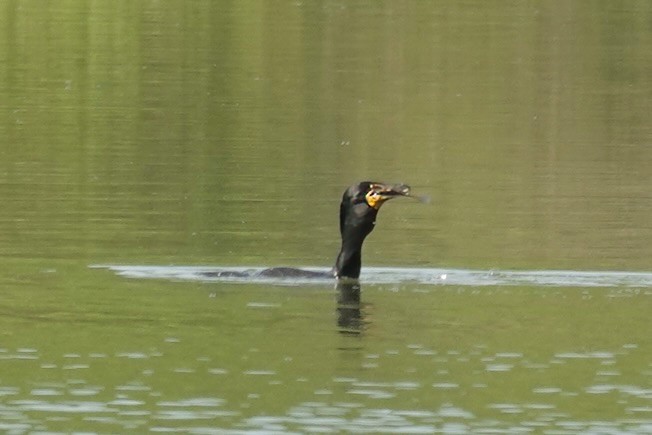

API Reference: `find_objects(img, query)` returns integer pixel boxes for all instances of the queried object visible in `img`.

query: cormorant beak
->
[365,183,411,209]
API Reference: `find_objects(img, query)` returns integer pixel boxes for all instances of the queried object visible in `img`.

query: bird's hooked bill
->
[378,183,431,202]
[379,183,431,204]
[366,183,415,208]
[377,183,411,197]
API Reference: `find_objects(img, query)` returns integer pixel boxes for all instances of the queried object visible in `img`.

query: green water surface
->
[1,1,651,433]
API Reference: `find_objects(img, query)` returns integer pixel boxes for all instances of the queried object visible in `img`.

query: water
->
[1,1,652,433]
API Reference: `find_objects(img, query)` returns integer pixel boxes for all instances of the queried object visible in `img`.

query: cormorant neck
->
[334,191,380,279]
[334,228,370,279]
[334,246,362,279]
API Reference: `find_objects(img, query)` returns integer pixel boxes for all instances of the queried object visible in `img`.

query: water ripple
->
[93,265,652,288]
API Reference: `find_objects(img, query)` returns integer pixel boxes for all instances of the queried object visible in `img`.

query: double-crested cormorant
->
[96,181,424,288]
[200,181,414,281]
[334,181,411,279]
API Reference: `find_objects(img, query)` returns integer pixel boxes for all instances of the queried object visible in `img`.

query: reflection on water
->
[336,281,364,335]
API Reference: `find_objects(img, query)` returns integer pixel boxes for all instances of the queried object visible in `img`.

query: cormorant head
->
[335,181,411,279]
[342,181,411,212]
